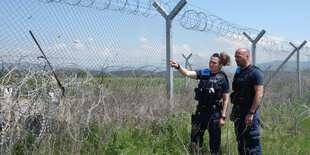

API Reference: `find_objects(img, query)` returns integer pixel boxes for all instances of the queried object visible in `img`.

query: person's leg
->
[245,108,262,155]
[208,111,221,154]
[234,111,246,155]
[190,114,205,152]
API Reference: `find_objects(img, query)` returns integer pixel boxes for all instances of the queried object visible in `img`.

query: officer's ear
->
[245,53,250,60]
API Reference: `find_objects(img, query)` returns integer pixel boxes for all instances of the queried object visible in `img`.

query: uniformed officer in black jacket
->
[171,52,231,154]
[230,48,264,155]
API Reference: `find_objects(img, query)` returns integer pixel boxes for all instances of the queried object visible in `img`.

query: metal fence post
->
[265,41,307,87]
[243,30,266,65]
[290,42,307,97]
[153,0,187,103]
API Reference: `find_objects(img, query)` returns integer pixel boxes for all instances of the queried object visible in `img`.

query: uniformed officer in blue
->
[230,48,264,155]
[170,52,231,154]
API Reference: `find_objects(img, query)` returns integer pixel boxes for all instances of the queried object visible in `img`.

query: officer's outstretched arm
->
[170,60,197,79]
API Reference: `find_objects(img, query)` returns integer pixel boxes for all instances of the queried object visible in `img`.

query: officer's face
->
[234,50,246,66]
[209,57,222,73]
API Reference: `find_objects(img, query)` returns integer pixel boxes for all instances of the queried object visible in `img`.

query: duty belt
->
[197,105,220,112]
[235,104,251,110]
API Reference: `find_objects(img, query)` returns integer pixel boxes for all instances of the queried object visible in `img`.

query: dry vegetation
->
[0,64,309,154]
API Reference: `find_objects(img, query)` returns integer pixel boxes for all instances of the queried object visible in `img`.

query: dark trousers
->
[234,108,262,155]
[191,110,221,154]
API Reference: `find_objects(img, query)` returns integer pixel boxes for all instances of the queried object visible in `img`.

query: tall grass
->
[2,70,310,154]
[11,108,309,154]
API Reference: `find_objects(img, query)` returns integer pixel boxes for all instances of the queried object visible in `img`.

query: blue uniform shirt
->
[237,64,264,86]
[195,69,230,93]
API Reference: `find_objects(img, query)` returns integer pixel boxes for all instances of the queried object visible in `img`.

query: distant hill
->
[257,60,310,71]
[2,60,309,78]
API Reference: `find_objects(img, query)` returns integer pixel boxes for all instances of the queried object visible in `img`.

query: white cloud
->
[173,44,192,56]
[73,40,85,50]
[142,45,151,50]
[43,43,73,56]
[182,44,190,51]
[264,35,287,42]
[195,50,213,58]
[97,47,112,60]
[140,37,152,50]
[139,37,148,43]
[214,35,250,51]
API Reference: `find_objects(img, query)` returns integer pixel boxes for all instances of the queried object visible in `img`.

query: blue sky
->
[189,0,309,42]
[1,0,309,70]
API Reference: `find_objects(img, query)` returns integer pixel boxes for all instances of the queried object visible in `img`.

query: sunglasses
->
[212,53,223,63]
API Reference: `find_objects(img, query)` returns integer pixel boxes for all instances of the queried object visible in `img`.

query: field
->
[1,69,309,154]
[1,0,310,154]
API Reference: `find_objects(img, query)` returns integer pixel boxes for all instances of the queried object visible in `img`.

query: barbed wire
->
[0,63,109,152]
[37,0,310,55]
[38,0,184,17]
[0,61,175,152]
[178,5,310,54]
[1,0,309,153]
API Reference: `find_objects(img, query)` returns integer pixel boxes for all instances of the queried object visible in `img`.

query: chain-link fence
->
[1,0,310,154]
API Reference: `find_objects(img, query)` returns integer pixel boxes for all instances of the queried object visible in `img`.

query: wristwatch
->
[220,116,226,120]
[175,64,180,69]
[248,110,255,115]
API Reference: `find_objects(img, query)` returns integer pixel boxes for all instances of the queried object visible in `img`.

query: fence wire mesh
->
[0,0,310,154]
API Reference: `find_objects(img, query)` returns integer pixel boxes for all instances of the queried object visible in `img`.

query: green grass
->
[80,114,192,155]
[3,76,310,154]
[11,109,309,155]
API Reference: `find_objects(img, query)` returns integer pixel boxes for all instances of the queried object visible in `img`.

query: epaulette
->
[201,69,210,76]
